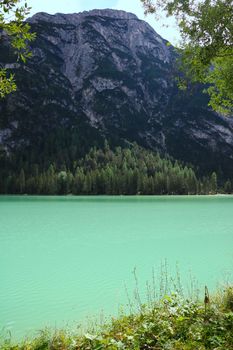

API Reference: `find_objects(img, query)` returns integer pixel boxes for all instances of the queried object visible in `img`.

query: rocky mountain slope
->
[1,9,233,177]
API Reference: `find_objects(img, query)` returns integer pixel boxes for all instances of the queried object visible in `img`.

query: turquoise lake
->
[0,196,233,339]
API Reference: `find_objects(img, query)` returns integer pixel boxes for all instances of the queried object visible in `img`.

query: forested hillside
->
[0,143,227,195]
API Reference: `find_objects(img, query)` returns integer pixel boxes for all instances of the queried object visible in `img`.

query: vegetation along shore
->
[0,143,230,196]
[1,286,233,350]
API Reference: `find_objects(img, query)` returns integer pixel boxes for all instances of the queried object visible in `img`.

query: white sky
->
[26,0,180,45]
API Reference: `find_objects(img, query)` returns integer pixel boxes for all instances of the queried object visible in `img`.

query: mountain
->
[1,9,233,179]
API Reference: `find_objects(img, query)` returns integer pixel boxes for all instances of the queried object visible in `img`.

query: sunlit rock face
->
[0,9,233,176]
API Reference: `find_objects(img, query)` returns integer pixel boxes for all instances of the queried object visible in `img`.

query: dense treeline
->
[0,142,229,195]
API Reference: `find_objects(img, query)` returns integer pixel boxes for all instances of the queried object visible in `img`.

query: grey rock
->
[1,9,233,176]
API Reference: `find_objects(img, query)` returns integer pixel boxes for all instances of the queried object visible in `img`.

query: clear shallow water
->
[0,195,233,339]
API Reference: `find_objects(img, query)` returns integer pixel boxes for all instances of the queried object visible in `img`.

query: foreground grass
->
[1,287,233,350]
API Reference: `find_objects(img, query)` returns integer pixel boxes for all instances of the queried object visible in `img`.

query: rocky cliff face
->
[1,9,233,176]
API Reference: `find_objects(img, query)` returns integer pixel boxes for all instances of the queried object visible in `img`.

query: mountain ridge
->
[1,9,233,181]
[28,9,140,22]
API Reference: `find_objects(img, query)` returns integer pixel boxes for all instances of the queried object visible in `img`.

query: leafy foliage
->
[0,0,35,97]
[1,287,233,349]
[140,0,233,115]
[0,68,16,97]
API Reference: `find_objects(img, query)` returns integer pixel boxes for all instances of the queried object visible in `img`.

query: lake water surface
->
[0,196,232,339]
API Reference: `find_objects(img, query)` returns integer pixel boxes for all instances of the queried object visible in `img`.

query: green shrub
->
[223,287,233,312]
[1,288,233,350]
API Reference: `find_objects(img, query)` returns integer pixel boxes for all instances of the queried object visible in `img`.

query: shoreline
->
[1,193,233,197]
[2,287,233,349]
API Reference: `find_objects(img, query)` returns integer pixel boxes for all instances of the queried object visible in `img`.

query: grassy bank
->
[1,287,233,350]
